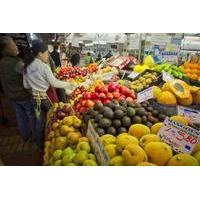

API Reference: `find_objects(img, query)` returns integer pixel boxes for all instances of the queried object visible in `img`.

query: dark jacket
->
[0,55,31,101]
[50,50,61,67]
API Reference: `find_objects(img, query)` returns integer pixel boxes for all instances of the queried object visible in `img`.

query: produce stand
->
[43,56,200,166]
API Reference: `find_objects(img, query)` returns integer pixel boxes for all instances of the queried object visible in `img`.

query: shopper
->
[84,52,93,66]
[0,36,36,141]
[96,53,102,62]
[70,52,80,66]
[50,44,61,68]
[23,40,77,151]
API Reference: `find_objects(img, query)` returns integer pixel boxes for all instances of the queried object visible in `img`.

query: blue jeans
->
[12,100,36,141]
[33,99,51,151]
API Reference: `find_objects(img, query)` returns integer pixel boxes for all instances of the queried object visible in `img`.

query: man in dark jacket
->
[50,44,61,67]
[0,36,35,141]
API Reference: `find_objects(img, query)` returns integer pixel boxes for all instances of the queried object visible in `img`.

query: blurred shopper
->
[70,52,80,66]
[96,53,102,62]
[84,52,94,66]
[105,50,113,59]
[0,36,36,141]
[24,40,77,151]
[50,44,61,68]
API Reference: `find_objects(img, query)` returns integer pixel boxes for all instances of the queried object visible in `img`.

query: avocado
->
[158,114,166,121]
[103,106,114,119]
[94,101,104,111]
[96,128,105,136]
[114,110,124,119]
[142,116,147,123]
[134,103,142,108]
[127,107,136,117]
[148,116,159,124]
[135,108,146,116]
[145,122,153,128]
[87,108,95,115]
[119,99,127,107]
[115,106,127,113]
[132,116,142,124]
[107,127,117,136]
[152,110,159,117]
[122,116,132,128]
[95,114,103,122]
[127,101,136,108]
[117,127,127,134]
[111,99,119,105]
[112,119,122,128]
[105,102,116,110]
[146,106,153,112]
[99,118,112,128]
[141,102,148,108]
[83,114,91,123]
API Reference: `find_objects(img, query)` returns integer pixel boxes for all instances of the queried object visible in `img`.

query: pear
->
[73,150,88,165]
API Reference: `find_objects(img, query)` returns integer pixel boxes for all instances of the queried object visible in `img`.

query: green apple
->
[73,150,88,165]
[83,159,97,166]
[53,150,63,161]
[76,141,91,153]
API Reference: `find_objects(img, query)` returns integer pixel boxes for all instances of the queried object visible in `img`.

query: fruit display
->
[143,55,156,69]
[154,79,200,107]
[182,61,200,81]
[83,100,167,136]
[155,63,185,79]
[44,114,99,166]
[56,66,88,80]
[74,83,136,116]
[130,70,160,92]
[87,63,99,73]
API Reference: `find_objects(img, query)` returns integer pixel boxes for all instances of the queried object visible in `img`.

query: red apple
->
[85,100,95,108]
[93,99,102,104]
[79,107,88,114]
[112,92,121,99]
[119,95,126,100]
[129,93,136,99]
[81,99,87,106]
[100,86,108,94]
[107,93,113,100]
[83,92,91,100]
[107,82,118,92]
[90,92,99,100]
[103,99,110,104]
[126,97,134,102]
[95,85,102,93]
[99,93,106,100]
[75,102,81,110]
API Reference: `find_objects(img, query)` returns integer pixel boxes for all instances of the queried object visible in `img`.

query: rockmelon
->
[157,91,177,106]
[177,93,193,106]
[192,90,200,105]
[169,79,190,99]
[170,115,189,126]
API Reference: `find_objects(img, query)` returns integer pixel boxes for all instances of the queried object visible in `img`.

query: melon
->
[170,115,189,126]
[177,93,193,106]
[157,91,177,106]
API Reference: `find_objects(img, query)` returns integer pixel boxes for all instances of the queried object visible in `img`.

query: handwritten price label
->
[158,117,200,154]
[162,71,174,82]
[87,121,110,165]
[137,86,154,103]
[177,106,200,124]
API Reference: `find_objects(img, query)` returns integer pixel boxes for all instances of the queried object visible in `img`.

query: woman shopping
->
[24,40,77,151]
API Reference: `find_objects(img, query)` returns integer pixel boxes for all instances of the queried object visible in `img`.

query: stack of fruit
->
[73,83,136,115]
[155,63,185,79]
[69,86,87,101]
[99,115,200,166]
[87,63,99,73]
[56,66,88,80]
[130,71,160,92]
[44,115,98,166]
[182,61,200,81]
[83,100,166,136]
[153,80,200,107]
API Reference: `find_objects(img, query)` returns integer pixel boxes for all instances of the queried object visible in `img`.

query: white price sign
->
[86,121,110,166]
[137,86,154,103]
[128,72,140,79]
[162,71,174,82]
[158,117,200,154]
[177,106,200,124]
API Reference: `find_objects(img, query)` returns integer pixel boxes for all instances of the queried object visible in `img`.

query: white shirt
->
[23,58,76,95]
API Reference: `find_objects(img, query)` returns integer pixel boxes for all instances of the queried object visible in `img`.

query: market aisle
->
[0,124,41,166]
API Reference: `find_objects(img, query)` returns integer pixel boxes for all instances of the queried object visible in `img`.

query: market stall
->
[43,54,200,166]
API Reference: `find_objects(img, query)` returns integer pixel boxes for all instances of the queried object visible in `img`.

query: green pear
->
[54,159,62,166]
[53,150,63,161]
[83,159,97,166]
[48,157,54,166]
[62,152,76,165]
[109,156,124,166]
[76,141,91,153]
[73,150,88,165]
[55,137,67,150]
[62,147,74,158]
[88,153,96,161]
[65,163,77,166]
